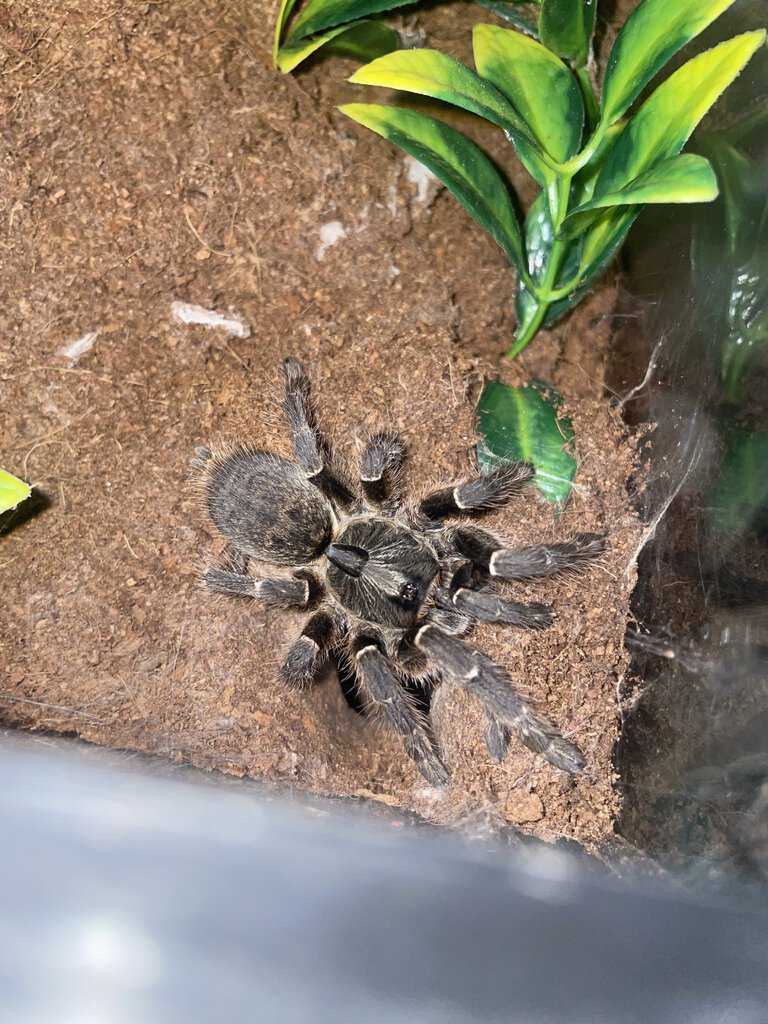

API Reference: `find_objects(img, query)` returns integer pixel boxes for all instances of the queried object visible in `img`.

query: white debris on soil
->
[405,156,443,206]
[170,301,251,339]
[386,184,399,218]
[354,204,370,234]
[315,220,347,260]
[413,784,447,803]
[56,330,99,363]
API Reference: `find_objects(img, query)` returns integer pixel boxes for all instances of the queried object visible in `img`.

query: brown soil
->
[0,0,644,845]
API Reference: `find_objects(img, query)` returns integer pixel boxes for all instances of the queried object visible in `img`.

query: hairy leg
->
[203,566,317,608]
[282,609,339,689]
[282,356,354,506]
[438,559,551,630]
[454,526,604,580]
[483,714,511,762]
[415,624,584,773]
[452,587,552,629]
[359,432,406,512]
[420,462,533,520]
[353,636,449,786]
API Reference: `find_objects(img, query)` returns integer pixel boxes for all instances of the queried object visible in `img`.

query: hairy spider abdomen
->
[326,517,439,629]
[205,446,333,565]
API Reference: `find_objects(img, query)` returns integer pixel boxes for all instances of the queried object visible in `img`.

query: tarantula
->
[194,357,604,786]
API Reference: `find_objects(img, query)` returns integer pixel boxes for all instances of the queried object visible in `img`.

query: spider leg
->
[483,714,511,762]
[454,526,605,580]
[452,587,552,629]
[203,566,318,608]
[353,636,449,786]
[415,624,585,773]
[282,609,339,689]
[420,462,532,520]
[282,356,355,506]
[359,431,406,512]
[440,559,551,630]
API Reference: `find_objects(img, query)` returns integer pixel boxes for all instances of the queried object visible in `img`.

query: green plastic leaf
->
[694,129,768,400]
[0,469,31,515]
[340,103,525,269]
[597,33,766,197]
[350,49,530,137]
[327,19,400,62]
[578,32,765,282]
[512,193,583,352]
[721,253,768,401]
[538,0,596,66]
[601,0,743,125]
[289,0,412,42]
[572,211,637,298]
[571,120,626,206]
[274,0,300,63]
[512,193,628,354]
[559,154,719,239]
[522,192,581,287]
[349,49,547,180]
[277,19,399,72]
[473,23,584,163]
[709,429,768,535]
[476,379,576,505]
[697,132,762,253]
[474,0,539,36]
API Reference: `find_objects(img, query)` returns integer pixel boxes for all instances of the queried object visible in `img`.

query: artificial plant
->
[691,111,768,535]
[341,0,764,355]
[0,469,31,517]
[276,0,765,503]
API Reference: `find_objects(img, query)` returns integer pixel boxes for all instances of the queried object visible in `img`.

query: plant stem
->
[509,95,611,355]
[509,173,574,357]
[558,119,607,177]
[545,273,585,303]
[509,236,568,357]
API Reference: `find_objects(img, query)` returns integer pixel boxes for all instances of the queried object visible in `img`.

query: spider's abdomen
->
[205,446,333,565]
[326,517,439,629]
